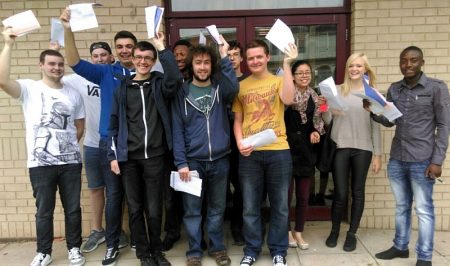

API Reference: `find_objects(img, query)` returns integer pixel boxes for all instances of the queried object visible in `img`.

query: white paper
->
[353,93,403,122]
[145,6,164,39]
[318,76,348,111]
[170,170,202,197]
[241,129,277,148]
[2,10,41,37]
[50,18,64,47]
[265,19,295,54]
[275,67,284,76]
[69,3,99,32]
[205,25,223,45]
[199,31,206,45]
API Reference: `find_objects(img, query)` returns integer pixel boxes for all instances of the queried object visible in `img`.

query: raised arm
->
[60,7,80,66]
[0,27,21,98]
[279,43,298,105]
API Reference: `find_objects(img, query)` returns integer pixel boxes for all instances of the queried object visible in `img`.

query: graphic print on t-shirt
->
[31,92,81,165]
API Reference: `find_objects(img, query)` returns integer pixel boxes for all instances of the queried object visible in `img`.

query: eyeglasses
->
[133,55,155,62]
[294,72,312,77]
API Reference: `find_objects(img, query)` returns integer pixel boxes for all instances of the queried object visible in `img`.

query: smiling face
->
[174,44,190,71]
[40,55,65,82]
[246,47,270,76]
[400,49,424,80]
[132,48,155,77]
[293,63,312,89]
[91,48,114,65]
[347,57,366,81]
[192,53,212,83]
[115,38,135,67]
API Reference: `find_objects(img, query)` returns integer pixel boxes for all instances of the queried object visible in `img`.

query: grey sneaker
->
[118,230,129,249]
[30,252,52,266]
[82,229,105,253]
[68,247,85,266]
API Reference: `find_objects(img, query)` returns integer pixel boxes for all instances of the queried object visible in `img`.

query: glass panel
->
[254,24,337,89]
[179,27,237,47]
[171,0,343,12]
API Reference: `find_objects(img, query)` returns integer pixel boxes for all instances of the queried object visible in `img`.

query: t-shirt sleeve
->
[231,95,242,113]
[16,79,34,102]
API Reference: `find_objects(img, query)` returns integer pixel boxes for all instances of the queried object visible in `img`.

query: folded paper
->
[145,6,164,38]
[69,3,99,32]
[265,19,295,54]
[2,10,41,37]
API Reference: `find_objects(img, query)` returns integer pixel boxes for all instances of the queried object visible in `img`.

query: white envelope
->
[145,6,164,38]
[69,3,99,32]
[205,25,223,45]
[2,10,41,37]
[170,170,202,197]
[50,18,64,47]
[241,129,277,148]
[265,19,295,54]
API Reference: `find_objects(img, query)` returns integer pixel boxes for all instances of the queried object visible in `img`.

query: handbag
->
[316,120,336,173]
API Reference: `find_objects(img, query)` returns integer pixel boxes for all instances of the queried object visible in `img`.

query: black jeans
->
[331,148,372,234]
[121,155,165,259]
[162,154,182,239]
[29,164,82,254]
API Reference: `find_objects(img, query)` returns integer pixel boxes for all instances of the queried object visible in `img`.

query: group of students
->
[0,5,449,266]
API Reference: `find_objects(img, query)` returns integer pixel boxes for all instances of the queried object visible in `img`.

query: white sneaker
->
[68,247,86,266]
[30,253,52,266]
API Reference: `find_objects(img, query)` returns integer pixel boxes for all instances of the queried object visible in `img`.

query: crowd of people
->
[0,5,449,266]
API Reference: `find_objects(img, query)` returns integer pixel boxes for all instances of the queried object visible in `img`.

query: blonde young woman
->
[324,53,382,251]
[285,60,326,250]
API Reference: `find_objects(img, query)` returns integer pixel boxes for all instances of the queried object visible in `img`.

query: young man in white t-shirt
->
[0,27,86,266]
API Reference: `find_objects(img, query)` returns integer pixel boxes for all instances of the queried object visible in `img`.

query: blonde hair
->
[340,52,377,96]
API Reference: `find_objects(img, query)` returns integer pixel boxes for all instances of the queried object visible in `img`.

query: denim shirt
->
[372,73,450,165]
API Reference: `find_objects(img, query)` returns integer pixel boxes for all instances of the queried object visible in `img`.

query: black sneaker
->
[375,246,409,260]
[416,260,432,266]
[325,231,339,248]
[272,255,286,266]
[239,255,255,266]
[141,257,157,266]
[343,232,357,252]
[153,252,171,266]
[102,247,119,266]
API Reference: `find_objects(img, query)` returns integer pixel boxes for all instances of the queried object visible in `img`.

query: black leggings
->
[331,148,372,234]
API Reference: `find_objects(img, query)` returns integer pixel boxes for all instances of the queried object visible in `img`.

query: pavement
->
[1,221,449,266]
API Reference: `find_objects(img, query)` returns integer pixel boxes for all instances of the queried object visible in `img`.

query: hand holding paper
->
[318,76,348,111]
[241,129,277,148]
[145,6,164,39]
[206,25,223,45]
[265,19,295,54]
[170,170,202,197]
[2,10,41,37]
[69,3,99,32]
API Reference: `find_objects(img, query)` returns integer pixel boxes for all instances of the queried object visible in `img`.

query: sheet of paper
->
[199,31,206,45]
[318,76,348,111]
[145,6,164,38]
[205,25,223,45]
[275,67,284,76]
[265,19,295,54]
[363,77,386,107]
[50,18,64,47]
[352,92,402,122]
[170,171,202,197]
[2,10,41,37]
[69,3,99,32]
[241,129,277,148]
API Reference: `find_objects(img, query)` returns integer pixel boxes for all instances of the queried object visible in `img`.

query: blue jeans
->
[182,156,229,258]
[388,158,435,261]
[29,164,82,254]
[239,150,292,258]
[99,138,124,248]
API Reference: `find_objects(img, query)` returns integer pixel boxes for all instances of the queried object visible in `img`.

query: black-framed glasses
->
[133,55,155,62]
[294,71,312,77]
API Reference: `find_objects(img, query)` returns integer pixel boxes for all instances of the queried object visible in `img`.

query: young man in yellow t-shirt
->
[232,40,298,266]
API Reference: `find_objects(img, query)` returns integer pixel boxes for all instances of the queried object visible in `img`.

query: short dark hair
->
[186,45,219,77]
[228,40,243,57]
[291,60,312,75]
[172,39,192,51]
[246,40,269,56]
[132,41,158,61]
[400,45,423,58]
[114,31,137,45]
[89,42,112,55]
[39,49,64,64]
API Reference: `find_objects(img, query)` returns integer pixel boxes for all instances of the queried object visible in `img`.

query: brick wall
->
[1,0,450,239]
[353,0,450,231]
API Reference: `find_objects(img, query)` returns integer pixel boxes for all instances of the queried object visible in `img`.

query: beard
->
[193,72,211,83]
